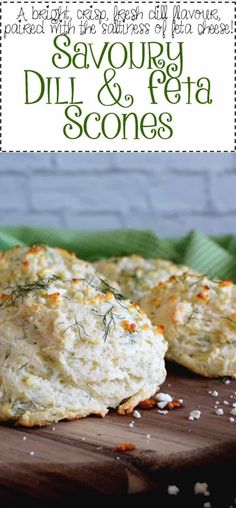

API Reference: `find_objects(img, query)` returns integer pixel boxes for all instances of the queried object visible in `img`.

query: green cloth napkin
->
[0,226,236,281]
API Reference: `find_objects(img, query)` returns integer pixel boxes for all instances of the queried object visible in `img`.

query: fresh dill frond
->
[185,308,200,325]
[16,362,29,371]
[63,315,88,339]
[98,277,126,301]
[220,316,236,325]
[128,336,136,344]
[102,306,116,342]
[92,305,118,342]
[1,275,58,307]
[4,346,11,360]
[79,275,127,308]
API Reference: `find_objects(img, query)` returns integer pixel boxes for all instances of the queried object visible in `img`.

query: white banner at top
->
[1,1,235,152]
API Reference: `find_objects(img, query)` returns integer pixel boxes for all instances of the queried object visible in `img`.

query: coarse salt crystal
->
[194,482,209,495]
[224,379,230,385]
[30,451,35,456]
[203,503,211,508]
[232,402,236,408]
[167,485,179,496]
[129,422,134,428]
[178,399,183,404]
[230,408,236,416]
[133,410,141,419]
[146,434,150,439]
[22,436,27,441]
[229,417,235,423]
[189,410,201,420]
[223,400,229,406]
[157,409,168,415]
[211,390,218,397]
[116,456,120,460]
[215,408,224,416]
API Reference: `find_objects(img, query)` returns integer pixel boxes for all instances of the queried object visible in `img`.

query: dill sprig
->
[98,277,126,301]
[17,362,29,371]
[4,346,11,360]
[92,306,116,342]
[79,275,127,308]
[92,305,122,342]
[63,315,88,339]
[102,306,116,342]
[185,308,200,325]
[220,316,236,325]
[1,275,58,307]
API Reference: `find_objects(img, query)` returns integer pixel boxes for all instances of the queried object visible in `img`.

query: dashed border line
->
[234,0,236,150]
[1,150,235,153]
[0,0,235,153]
[2,1,236,3]
[0,1,2,153]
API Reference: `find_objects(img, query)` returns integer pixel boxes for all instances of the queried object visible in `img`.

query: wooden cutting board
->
[0,364,236,506]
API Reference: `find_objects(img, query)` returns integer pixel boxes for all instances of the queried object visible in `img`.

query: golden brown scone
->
[94,255,190,302]
[141,273,236,378]
[0,273,167,426]
[0,245,96,288]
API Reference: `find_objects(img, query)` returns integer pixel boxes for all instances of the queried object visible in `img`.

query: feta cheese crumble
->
[194,482,209,495]
[189,410,201,420]
[155,392,172,403]
[167,485,179,496]
[215,408,224,416]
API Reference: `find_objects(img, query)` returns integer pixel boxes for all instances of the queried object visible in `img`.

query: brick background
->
[0,153,235,236]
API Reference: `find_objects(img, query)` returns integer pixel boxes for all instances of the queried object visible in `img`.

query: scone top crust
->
[94,255,190,301]
[0,273,167,426]
[140,273,236,377]
[0,245,95,288]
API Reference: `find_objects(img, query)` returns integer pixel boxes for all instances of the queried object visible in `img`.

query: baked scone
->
[140,273,236,377]
[0,245,96,288]
[94,255,190,302]
[0,275,167,426]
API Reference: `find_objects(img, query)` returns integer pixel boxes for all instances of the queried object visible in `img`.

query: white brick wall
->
[0,153,235,236]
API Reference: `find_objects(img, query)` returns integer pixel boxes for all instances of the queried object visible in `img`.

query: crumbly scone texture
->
[0,274,167,426]
[140,273,236,378]
[0,245,96,288]
[94,255,191,302]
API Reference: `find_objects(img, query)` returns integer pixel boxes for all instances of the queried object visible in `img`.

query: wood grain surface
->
[0,364,236,507]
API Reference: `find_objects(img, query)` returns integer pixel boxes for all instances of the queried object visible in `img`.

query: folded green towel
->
[0,226,236,281]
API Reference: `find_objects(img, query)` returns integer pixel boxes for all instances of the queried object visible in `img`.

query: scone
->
[94,255,190,301]
[141,273,236,377]
[0,245,96,288]
[0,274,167,426]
